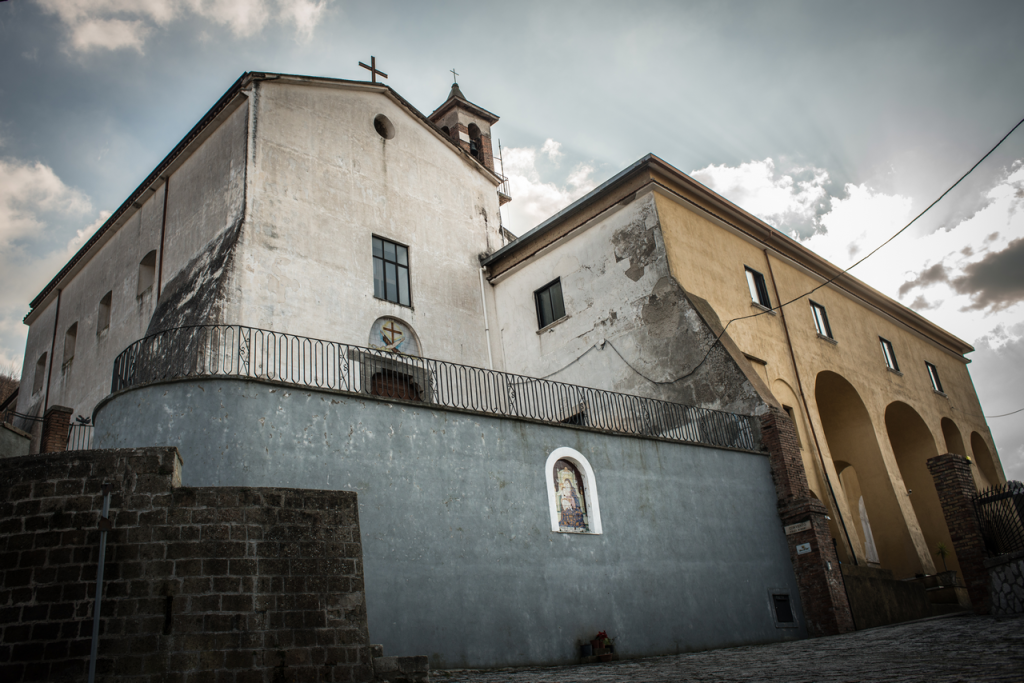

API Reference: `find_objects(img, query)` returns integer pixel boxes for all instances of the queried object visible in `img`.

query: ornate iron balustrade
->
[976,481,1024,557]
[111,324,762,452]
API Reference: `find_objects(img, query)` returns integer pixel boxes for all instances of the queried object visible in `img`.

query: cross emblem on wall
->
[382,321,404,347]
[359,56,388,84]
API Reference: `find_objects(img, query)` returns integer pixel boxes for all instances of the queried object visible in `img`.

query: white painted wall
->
[489,191,764,414]
[17,102,249,426]
[229,81,502,366]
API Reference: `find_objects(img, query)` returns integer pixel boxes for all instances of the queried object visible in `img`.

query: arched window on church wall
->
[138,250,157,296]
[545,447,602,534]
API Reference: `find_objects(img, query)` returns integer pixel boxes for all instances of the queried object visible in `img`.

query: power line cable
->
[539,113,1024,386]
[985,407,1024,419]
[635,112,1024,385]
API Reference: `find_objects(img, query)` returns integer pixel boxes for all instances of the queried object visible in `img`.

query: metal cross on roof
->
[450,68,459,84]
[359,56,388,84]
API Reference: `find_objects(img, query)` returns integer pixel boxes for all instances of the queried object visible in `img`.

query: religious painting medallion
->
[553,459,589,532]
[368,317,420,356]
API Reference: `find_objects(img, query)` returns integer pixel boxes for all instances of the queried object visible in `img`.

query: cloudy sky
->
[1,0,1022,477]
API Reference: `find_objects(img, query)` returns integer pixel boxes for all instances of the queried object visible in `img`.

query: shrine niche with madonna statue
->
[545,447,603,534]
[352,317,429,402]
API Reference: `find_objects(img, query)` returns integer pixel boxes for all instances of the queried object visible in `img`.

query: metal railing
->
[976,481,1024,557]
[67,423,94,451]
[111,324,762,452]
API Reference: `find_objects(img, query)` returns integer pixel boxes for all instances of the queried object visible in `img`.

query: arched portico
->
[886,402,959,577]
[772,378,853,563]
[815,371,924,577]
[971,432,1001,489]
[941,418,966,456]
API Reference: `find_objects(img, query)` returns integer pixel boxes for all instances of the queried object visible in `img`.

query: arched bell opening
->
[815,371,923,577]
[468,123,482,159]
[886,402,958,578]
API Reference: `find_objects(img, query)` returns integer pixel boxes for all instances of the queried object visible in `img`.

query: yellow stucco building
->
[485,154,1004,582]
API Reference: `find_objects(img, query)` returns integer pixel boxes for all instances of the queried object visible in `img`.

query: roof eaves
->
[28,71,253,314]
[482,154,654,266]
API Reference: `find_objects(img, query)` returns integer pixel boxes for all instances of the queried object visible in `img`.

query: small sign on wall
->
[796,542,812,555]
[784,521,812,536]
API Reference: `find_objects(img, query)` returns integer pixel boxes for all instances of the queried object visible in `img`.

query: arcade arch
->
[815,371,923,577]
[971,432,1000,490]
[885,402,958,577]
[941,418,966,456]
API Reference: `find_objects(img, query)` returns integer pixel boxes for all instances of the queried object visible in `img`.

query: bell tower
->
[429,81,500,174]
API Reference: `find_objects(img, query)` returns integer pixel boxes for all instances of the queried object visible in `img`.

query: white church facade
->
[12,71,1007,668]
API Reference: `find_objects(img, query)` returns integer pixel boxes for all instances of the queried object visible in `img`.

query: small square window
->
[535,278,566,329]
[372,236,411,307]
[745,267,771,308]
[880,337,899,372]
[810,301,833,339]
[926,362,944,394]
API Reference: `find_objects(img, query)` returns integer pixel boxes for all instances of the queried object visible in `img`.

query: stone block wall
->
[986,552,1024,616]
[0,448,372,682]
[927,453,990,613]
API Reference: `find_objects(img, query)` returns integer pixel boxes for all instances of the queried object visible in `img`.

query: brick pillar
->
[926,453,990,613]
[761,406,854,636]
[40,405,73,453]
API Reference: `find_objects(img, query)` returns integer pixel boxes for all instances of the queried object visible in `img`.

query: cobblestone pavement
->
[436,614,1024,682]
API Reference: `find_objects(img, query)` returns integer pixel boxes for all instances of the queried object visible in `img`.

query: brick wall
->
[0,448,372,682]
[761,406,854,636]
[927,453,990,613]
[39,406,72,455]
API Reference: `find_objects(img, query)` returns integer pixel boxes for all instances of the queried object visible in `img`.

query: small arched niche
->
[545,447,602,534]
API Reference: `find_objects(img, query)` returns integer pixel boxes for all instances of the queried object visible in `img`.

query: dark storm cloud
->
[952,237,1024,311]
[898,262,950,298]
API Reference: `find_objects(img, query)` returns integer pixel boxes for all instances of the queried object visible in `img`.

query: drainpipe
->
[157,176,170,301]
[764,249,858,565]
[43,289,62,412]
[88,482,113,683]
[479,267,494,369]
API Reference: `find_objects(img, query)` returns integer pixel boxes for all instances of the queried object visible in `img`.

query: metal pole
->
[88,483,112,683]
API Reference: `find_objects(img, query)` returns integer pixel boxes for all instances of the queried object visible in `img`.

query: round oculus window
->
[374,114,395,140]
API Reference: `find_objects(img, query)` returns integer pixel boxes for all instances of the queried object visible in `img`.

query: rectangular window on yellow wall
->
[926,362,944,394]
[745,267,771,308]
[880,337,899,372]
[810,301,833,339]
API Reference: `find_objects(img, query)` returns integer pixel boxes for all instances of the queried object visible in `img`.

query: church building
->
[11,70,1007,669]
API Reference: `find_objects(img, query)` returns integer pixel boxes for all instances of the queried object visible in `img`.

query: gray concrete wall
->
[0,422,30,458]
[95,377,806,669]
[489,191,765,416]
